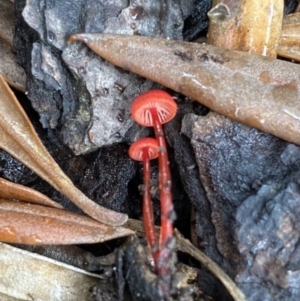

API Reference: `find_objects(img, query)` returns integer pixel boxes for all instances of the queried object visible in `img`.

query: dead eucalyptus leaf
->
[0,74,128,226]
[0,0,14,47]
[0,40,26,92]
[0,199,133,244]
[0,242,107,301]
[0,177,63,209]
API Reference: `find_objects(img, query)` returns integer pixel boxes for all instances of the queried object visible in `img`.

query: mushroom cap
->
[131,90,177,127]
[128,137,159,161]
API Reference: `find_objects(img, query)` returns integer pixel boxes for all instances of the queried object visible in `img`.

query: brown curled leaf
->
[0,177,63,209]
[0,199,133,245]
[0,243,104,301]
[67,34,300,146]
[0,74,127,226]
[280,22,300,47]
[175,230,246,301]
[277,14,300,61]
[277,43,300,62]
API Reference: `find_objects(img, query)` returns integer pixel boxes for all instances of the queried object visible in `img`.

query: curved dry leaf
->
[0,0,14,47]
[0,242,106,301]
[277,44,300,61]
[0,177,63,209]
[278,20,300,61]
[283,12,300,25]
[0,200,133,244]
[280,22,300,47]
[0,75,127,226]
[68,34,300,146]
[0,40,26,92]
[0,199,111,228]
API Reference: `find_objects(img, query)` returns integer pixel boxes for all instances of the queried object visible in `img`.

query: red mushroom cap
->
[131,90,177,127]
[128,137,159,161]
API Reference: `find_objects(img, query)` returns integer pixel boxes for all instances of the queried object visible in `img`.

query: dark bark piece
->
[189,112,290,272]
[187,112,300,300]
[236,180,300,300]
[284,0,299,14]
[165,101,217,257]
[90,286,118,301]
[14,0,193,154]
[15,244,105,271]
[80,143,136,213]
[0,149,36,185]
[123,237,207,301]
[183,0,212,41]
[124,238,169,301]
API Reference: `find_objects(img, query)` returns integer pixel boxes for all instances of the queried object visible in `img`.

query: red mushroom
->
[131,90,177,274]
[129,137,159,256]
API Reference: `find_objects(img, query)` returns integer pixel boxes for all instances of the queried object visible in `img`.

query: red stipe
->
[131,90,177,275]
[128,138,159,254]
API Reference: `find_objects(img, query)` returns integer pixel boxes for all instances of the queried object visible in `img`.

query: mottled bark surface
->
[14,0,194,154]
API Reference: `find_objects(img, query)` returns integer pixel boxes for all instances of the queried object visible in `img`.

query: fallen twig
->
[175,229,246,301]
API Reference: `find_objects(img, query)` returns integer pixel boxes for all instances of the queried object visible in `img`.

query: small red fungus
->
[131,90,177,127]
[131,90,177,275]
[129,137,159,256]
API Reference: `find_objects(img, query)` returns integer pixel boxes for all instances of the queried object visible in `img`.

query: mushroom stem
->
[128,137,160,266]
[150,108,174,275]
[142,147,158,253]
